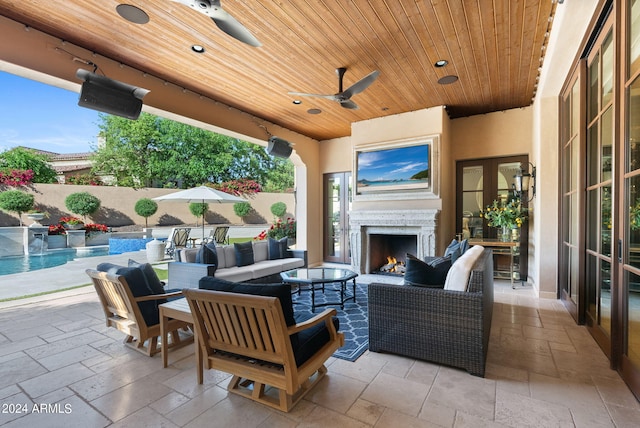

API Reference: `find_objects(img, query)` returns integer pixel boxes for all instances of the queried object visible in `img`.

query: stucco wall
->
[450,107,532,160]
[0,184,295,229]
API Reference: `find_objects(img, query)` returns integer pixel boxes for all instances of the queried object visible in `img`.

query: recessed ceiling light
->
[292,100,302,105]
[191,45,205,53]
[438,75,458,85]
[307,108,322,115]
[434,60,448,67]
[116,4,149,24]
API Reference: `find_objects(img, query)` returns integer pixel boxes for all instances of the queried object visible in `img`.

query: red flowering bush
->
[255,217,296,240]
[59,216,84,226]
[84,223,109,237]
[84,223,108,233]
[66,174,104,186]
[0,169,34,186]
[210,179,261,196]
[48,224,66,235]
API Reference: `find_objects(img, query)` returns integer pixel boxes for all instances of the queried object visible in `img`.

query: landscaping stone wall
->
[0,184,295,228]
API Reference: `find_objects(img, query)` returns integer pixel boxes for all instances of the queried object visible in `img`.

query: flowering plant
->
[59,216,84,226]
[255,217,296,240]
[481,199,528,229]
[48,224,66,235]
[0,169,34,186]
[84,223,109,237]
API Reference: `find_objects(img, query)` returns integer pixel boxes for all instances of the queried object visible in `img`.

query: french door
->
[456,156,529,280]
[558,0,640,398]
[324,172,352,263]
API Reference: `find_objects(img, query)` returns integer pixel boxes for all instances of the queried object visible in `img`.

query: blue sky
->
[0,71,100,154]
[357,145,429,182]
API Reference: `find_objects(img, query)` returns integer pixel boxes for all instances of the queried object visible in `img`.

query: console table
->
[469,239,522,289]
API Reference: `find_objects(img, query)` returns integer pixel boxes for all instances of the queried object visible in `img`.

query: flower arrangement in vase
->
[481,199,528,240]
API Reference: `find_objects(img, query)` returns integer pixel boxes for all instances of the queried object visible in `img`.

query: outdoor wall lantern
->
[513,162,536,202]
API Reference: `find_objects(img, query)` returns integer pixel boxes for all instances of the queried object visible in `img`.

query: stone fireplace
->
[349,209,439,274]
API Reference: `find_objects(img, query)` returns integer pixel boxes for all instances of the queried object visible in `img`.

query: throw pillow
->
[198,277,295,327]
[195,243,218,269]
[128,259,165,295]
[234,241,254,267]
[403,254,447,287]
[444,239,462,263]
[459,239,469,255]
[96,262,160,325]
[268,237,288,260]
[444,245,484,291]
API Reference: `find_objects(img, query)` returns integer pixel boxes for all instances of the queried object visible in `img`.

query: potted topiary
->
[0,190,34,226]
[65,192,101,223]
[233,201,252,224]
[134,198,158,228]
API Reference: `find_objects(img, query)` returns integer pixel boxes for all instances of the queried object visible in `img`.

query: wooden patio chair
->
[86,269,193,356]
[165,227,191,257]
[183,288,344,412]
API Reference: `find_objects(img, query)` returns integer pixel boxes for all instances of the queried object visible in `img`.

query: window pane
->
[630,0,640,76]
[602,32,614,106]
[462,166,483,190]
[601,185,612,257]
[628,175,640,269]
[629,76,640,173]
[627,270,640,367]
[589,53,600,121]
[587,123,599,187]
[587,189,597,251]
[600,259,611,337]
[571,80,580,137]
[602,106,613,182]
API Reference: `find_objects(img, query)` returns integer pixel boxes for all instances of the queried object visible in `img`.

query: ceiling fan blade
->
[210,12,261,47]
[171,0,261,47]
[340,99,359,110]
[341,70,380,99]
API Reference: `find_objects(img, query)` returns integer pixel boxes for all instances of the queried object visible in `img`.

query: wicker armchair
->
[368,248,493,377]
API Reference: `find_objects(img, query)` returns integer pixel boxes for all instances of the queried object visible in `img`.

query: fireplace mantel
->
[349,209,439,274]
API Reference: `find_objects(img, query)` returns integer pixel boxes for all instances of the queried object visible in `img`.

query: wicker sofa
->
[368,246,494,377]
[167,240,306,289]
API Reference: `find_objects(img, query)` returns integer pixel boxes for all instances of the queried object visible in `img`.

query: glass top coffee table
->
[280,267,358,312]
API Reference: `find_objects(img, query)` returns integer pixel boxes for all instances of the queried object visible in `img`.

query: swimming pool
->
[0,247,110,276]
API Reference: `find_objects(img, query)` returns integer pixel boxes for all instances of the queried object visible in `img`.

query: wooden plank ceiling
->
[0,0,556,141]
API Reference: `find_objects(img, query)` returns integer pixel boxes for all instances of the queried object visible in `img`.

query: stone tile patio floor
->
[1,254,640,427]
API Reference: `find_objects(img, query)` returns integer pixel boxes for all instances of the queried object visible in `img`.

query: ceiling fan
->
[288,68,380,110]
[171,0,261,47]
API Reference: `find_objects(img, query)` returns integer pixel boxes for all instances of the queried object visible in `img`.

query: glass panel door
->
[324,172,352,263]
[584,27,614,352]
[560,66,583,317]
[456,156,528,280]
[621,0,640,397]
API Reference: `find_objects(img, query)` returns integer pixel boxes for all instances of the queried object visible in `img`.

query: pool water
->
[0,247,110,276]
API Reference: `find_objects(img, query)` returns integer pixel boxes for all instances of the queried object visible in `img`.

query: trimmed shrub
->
[65,192,101,221]
[233,201,252,222]
[270,201,287,218]
[134,198,158,228]
[0,190,34,226]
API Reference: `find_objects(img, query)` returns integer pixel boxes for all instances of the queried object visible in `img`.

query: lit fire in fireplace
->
[379,256,405,275]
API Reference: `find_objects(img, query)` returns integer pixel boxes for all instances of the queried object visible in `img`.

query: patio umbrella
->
[153,186,246,240]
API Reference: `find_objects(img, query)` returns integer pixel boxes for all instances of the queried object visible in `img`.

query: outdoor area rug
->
[292,282,368,362]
